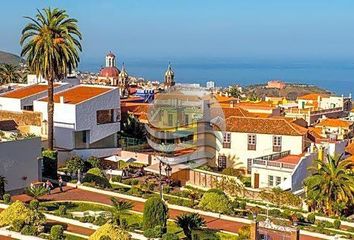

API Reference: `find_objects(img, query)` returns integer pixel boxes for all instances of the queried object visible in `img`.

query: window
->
[248,134,257,150]
[97,109,114,124]
[185,114,189,125]
[218,155,227,169]
[276,176,281,186]
[223,132,231,148]
[82,131,87,143]
[268,175,274,186]
[247,158,252,174]
[168,113,173,126]
[273,135,282,152]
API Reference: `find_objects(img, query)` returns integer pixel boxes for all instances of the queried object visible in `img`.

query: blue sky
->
[1,0,354,63]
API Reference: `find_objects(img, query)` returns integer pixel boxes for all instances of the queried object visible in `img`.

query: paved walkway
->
[13,186,321,240]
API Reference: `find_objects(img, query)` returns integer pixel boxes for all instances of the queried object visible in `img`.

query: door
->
[254,173,259,188]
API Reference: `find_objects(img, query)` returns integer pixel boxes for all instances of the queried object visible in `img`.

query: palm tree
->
[176,213,205,240]
[0,64,21,84]
[25,185,48,200]
[110,197,133,227]
[0,176,7,199]
[304,155,354,216]
[20,8,82,150]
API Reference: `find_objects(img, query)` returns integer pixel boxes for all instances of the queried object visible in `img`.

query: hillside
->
[244,83,331,100]
[0,50,23,65]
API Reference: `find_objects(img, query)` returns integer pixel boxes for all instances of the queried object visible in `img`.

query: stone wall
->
[0,110,42,126]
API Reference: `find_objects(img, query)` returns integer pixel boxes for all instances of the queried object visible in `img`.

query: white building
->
[0,83,72,112]
[0,136,42,193]
[216,116,308,173]
[206,81,215,89]
[33,85,121,161]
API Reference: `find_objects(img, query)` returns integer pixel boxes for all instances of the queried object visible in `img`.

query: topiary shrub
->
[21,225,37,236]
[42,150,58,179]
[307,213,316,224]
[333,219,341,229]
[83,168,111,188]
[50,225,65,240]
[65,155,84,175]
[3,193,11,204]
[143,196,168,233]
[162,233,179,240]
[89,223,130,240]
[29,200,39,210]
[198,190,231,214]
[143,225,164,238]
[58,205,67,216]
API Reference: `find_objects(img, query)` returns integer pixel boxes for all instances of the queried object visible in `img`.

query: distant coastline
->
[79,59,354,95]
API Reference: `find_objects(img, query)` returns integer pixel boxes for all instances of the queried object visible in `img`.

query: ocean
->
[78,59,354,95]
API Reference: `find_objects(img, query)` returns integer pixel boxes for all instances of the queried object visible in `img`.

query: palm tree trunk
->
[48,78,54,150]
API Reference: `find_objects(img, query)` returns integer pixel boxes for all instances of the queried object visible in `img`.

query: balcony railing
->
[252,159,296,170]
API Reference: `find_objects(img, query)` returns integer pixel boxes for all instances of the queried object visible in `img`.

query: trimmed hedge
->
[83,168,111,188]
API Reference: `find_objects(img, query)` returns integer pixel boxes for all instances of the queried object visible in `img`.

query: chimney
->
[60,96,64,104]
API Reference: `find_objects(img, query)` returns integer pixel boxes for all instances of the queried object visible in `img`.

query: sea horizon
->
[78,58,354,96]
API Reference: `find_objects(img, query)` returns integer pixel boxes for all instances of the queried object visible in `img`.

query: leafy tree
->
[142,197,168,233]
[87,156,102,169]
[110,197,133,227]
[25,185,48,200]
[66,155,85,174]
[0,175,7,199]
[176,213,205,240]
[89,223,130,240]
[21,8,82,150]
[304,155,354,216]
[228,86,242,99]
[198,189,231,214]
[0,64,21,84]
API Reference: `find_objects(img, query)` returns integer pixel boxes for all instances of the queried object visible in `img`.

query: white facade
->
[0,137,41,192]
[33,85,121,159]
[0,83,72,112]
[216,131,305,171]
[251,152,317,192]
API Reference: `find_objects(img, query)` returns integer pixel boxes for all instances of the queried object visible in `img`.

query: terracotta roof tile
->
[0,84,59,99]
[315,118,353,128]
[40,86,115,104]
[298,93,329,101]
[225,116,308,136]
[346,142,354,155]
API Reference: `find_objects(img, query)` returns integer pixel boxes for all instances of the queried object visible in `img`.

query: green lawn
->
[65,233,87,240]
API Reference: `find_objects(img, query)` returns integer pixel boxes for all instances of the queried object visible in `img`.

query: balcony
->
[248,144,256,151]
[273,145,282,152]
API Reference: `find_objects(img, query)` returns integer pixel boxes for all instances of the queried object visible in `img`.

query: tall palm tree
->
[20,8,82,150]
[110,197,133,227]
[176,213,205,240]
[0,64,21,84]
[304,155,354,216]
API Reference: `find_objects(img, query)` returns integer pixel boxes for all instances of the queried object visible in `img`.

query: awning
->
[144,159,207,176]
[104,155,136,163]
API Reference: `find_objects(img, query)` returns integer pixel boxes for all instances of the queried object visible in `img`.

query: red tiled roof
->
[225,116,308,136]
[0,84,59,99]
[274,155,302,164]
[297,93,328,101]
[40,86,114,104]
[315,118,353,128]
[346,142,354,155]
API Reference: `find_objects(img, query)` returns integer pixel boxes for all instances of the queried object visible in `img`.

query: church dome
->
[99,66,120,78]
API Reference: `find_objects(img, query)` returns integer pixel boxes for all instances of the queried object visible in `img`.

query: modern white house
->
[216,116,308,174]
[0,83,72,112]
[33,85,121,161]
[0,136,42,193]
